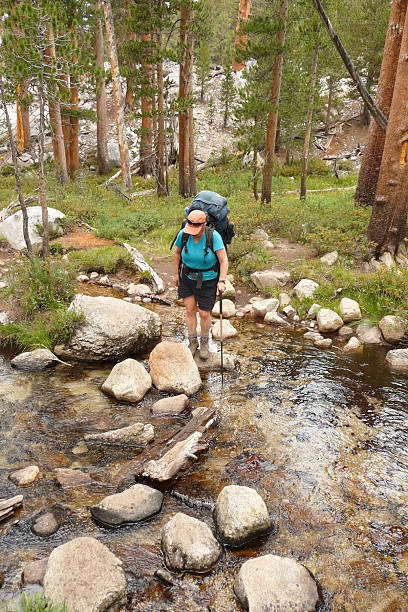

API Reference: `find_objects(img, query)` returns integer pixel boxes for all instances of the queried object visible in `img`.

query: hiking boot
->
[199,335,209,360]
[188,335,199,356]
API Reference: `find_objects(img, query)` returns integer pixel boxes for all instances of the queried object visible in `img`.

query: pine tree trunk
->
[44,27,69,184]
[70,77,79,177]
[102,0,132,190]
[325,76,333,134]
[253,145,258,200]
[16,81,30,152]
[139,32,154,177]
[232,0,252,73]
[178,1,189,197]
[367,5,408,256]
[355,0,407,207]
[261,0,288,204]
[95,1,110,175]
[38,76,49,258]
[156,33,167,197]
[0,77,32,253]
[187,6,196,196]
[300,37,319,200]
[60,74,72,178]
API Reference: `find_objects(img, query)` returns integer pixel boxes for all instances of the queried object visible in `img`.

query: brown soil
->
[270,237,315,262]
[51,227,115,250]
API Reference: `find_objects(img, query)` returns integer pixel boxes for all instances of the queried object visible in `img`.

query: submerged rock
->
[150,394,189,415]
[84,422,154,447]
[339,297,362,323]
[161,512,221,573]
[55,294,161,362]
[379,315,405,344]
[11,349,58,371]
[314,338,332,349]
[31,512,60,538]
[386,348,408,370]
[212,319,238,340]
[234,554,319,612]
[148,341,201,396]
[101,358,152,403]
[317,309,343,333]
[293,279,319,300]
[54,468,92,488]
[22,559,47,586]
[91,484,163,527]
[9,465,40,486]
[214,485,273,547]
[43,536,126,612]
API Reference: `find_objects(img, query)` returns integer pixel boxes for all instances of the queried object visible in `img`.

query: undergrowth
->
[68,245,133,274]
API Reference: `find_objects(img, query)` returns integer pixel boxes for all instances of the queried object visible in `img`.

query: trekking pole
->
[219,289,224,388]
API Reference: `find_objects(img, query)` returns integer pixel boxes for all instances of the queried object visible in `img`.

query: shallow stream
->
[1,302,408,611]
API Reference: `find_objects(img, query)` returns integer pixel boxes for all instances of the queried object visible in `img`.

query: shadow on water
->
[1,306,408,610]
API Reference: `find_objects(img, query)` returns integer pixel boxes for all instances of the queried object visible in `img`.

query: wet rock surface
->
[54,468,93,488]
[9,465,40,486]
[212,319,238,340]
[101,358,152,403]
[43,536,127,612]
[31,512,60,537]
[356,323,383,345]
[386,348,408,370]
[161,512,221,573]
[317,308,343,332]
[212,299,236,318]
[11,349,58,371]
[91,484,163,526]
[148,341,201,396]
[21,559,48,585]
[150,394,189,415]
[84,422,154,447]
[214,485,273,546]
[234,554,319,612]
[379,315,405,344]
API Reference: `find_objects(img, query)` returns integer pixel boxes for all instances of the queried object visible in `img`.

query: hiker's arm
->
[174,246,181,287]
[216,248,228,293]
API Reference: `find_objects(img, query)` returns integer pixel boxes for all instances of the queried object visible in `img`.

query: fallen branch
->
[122,243,165,294]
[105,182,132,201]
[0,194,38,222]
[277,185,356,195]
[0,494,23,522]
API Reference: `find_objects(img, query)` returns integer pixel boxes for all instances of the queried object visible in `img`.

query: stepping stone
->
[91,484,163,527]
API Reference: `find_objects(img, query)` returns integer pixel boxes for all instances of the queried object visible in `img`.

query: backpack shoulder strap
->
[181,232,189,253]
[204,226,214,257]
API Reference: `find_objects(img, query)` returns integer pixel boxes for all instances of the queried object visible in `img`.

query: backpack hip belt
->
[180,262,219,289]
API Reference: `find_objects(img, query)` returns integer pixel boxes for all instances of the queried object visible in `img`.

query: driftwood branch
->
[122,242,165,294]
[312,0,387,132]
[0,195,38,222]
[0,495,23,522]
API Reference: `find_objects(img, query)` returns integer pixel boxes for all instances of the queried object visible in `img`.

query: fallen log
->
[122,243,165,294]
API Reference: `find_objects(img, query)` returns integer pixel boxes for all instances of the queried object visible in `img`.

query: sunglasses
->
[187,219,205,227]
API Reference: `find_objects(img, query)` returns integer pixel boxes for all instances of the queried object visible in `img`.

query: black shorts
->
[178,274,218,311]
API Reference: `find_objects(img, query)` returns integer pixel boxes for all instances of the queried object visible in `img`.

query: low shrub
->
[68,245,133,274]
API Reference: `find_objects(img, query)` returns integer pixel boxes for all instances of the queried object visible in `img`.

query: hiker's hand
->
[174,274,179,287]
[217,280,226,293]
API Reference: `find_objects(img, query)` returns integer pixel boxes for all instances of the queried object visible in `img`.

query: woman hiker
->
[174,209,228,360]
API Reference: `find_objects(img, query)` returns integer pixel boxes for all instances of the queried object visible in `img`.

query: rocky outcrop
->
[214,485,273,547]
[161,512,221,573]
[91,484,163,527]
[212,319,238,340]
[251,298,279,317]
[356,323,382,345]
[379,315,405,344]
[148,341,201,396]
[212,299,236,318]
[234,554,319,612]
[150,394,189,415]
[317,309,343,333]
[9,465,40,486]
[386,349,408,370]
[251,269,290,289]
[339,297,362,323]
[54,295,161,362]
[101,359,152,403]
[43,536,126,612]
[84,423,154,447]
[11,349,59,371]
[0,206,65,250]
[293,279,319,300]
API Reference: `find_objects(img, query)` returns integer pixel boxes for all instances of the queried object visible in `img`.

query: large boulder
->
[11,348,59,371]
[385,349,408,370]
[234,554,319,612]
[91,484,163,527]
[316,309,343,333]
[214,485,273,547]
[356,323,383,345]
[148,341,201,396]
[379,315,405,344]
[0,206,65,251]
[339,297,362,323]
[251,298,279,317]
[293,279,319,300]
[251,269,290,289]
[161,512,221,573]
[43,536,126,612]
[54,295,161,362]
[101,358,152,402]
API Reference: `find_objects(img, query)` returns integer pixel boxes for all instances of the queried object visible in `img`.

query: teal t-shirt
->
[175,229,224,281]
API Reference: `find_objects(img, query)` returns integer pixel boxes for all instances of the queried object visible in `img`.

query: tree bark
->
[187,5,196,196]
[0,77,32,253]
[325,76,333,134]
[60,73,72,178]
[38,74,49,258]
[16,81,30,152]
[232,0,252,73]
[95,1,110,175]
[367,5,408,256]
[70,31,80,178]
[102,0,132,191]
[156,27,167,196]
[261,0,288,204]
[355,0,407,207]
[178,1,189,197]
[44,27,69,184]
[313,0,387,132]
[300,36,319,200]
[139,32,154,177]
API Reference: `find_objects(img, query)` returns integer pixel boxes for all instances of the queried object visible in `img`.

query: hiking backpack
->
[170,190,235,256]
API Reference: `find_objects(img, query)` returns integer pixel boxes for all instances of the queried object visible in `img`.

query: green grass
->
[67,245,134,274]
[0,593,66,612]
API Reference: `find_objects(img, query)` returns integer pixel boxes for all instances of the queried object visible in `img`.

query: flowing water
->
[1,302,408,611]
